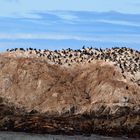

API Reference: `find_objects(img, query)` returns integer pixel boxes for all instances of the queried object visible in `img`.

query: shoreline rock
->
[0,113,139,138]
[0,48,140,138]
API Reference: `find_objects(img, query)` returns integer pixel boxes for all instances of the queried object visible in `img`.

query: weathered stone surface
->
[0,54,140,137]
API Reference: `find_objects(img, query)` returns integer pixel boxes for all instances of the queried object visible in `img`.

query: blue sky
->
[0,0,140,51]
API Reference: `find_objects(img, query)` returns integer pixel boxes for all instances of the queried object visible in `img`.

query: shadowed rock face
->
[0,55,140,137]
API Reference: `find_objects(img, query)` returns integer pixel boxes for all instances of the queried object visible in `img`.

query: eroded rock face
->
[0,55,140,137]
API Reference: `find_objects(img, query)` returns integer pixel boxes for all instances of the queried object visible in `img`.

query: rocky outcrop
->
[0,51,140,137]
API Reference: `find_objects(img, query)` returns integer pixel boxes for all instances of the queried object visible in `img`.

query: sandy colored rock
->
[0,53,139,137]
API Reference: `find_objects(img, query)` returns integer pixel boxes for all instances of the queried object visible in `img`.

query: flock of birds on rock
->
[5,47,140,85]
[6,47,140,85]
[6,47,140,74]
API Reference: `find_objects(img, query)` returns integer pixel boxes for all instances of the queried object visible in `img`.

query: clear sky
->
[0,0,140,51]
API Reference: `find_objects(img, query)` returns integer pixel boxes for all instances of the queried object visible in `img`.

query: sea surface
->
[0,132,139,140]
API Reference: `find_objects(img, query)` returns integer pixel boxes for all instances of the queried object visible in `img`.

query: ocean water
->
[0,132,138,140]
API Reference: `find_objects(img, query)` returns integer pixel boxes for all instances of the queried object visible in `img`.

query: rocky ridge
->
[3,47,140,85]
[0,47,140,137]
